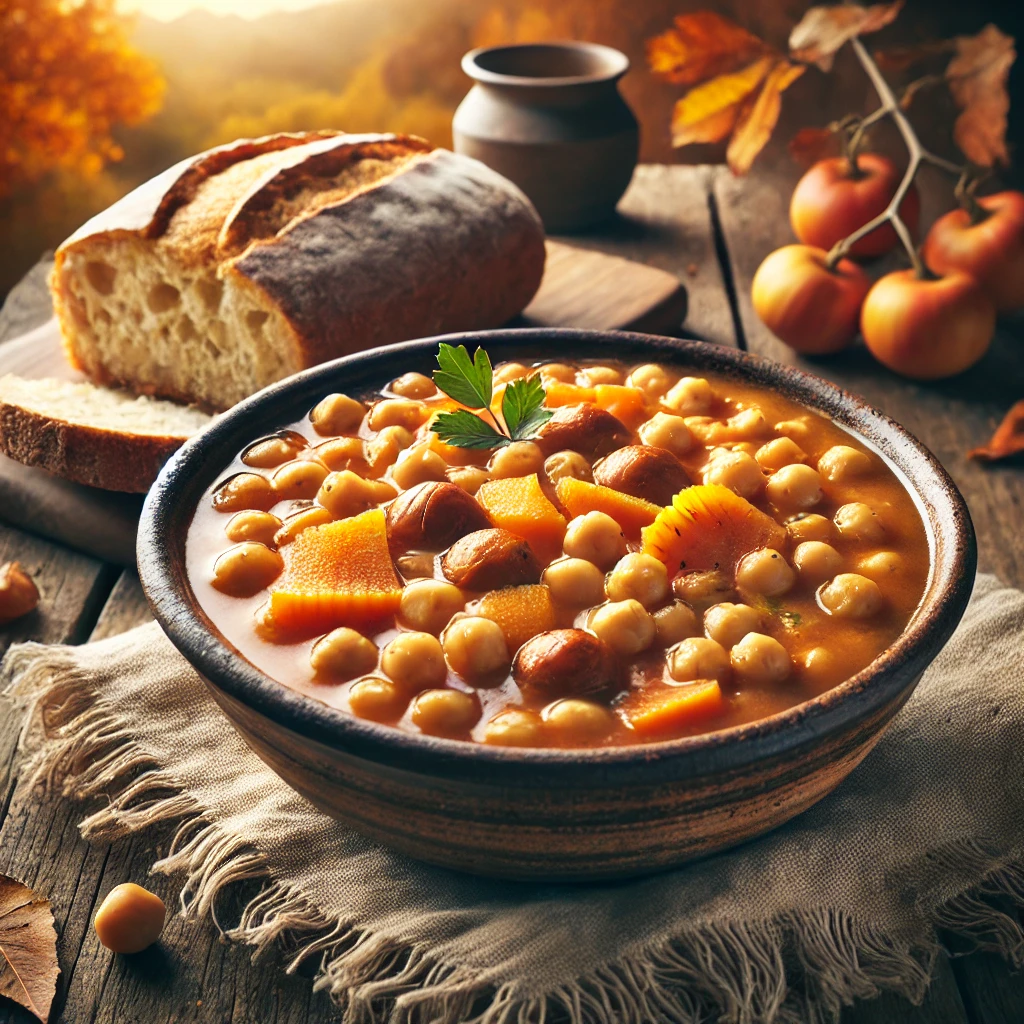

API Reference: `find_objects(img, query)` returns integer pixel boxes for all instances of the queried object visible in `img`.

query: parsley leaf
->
[432,409,510,449]
[432,343,493,410]
[502,376,553,440]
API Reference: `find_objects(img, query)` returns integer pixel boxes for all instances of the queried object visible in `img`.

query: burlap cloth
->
[2,572,1023,1023]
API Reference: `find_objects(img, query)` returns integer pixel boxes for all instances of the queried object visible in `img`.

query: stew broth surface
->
[186,358,930,748]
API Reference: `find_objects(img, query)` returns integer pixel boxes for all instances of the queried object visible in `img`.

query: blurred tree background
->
[1,0,1021,298]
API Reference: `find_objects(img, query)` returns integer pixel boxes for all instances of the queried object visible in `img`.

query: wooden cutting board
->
[0,241,687,565]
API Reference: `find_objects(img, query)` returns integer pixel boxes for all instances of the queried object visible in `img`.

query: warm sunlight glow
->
[119,0,338,20]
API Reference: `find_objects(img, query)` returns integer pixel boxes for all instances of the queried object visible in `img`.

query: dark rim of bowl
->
[139,328,976,788]
[462,42,630,89]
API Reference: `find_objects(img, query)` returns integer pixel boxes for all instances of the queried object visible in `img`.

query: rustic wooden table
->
[0,164,1021,1024]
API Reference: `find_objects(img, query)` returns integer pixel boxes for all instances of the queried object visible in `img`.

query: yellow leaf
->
[670,56,775,148]
[647,11,768,88]
[727,60,805,175]
[789,2,904,71]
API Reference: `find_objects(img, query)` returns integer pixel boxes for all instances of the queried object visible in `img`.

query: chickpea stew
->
[186,355,929,748]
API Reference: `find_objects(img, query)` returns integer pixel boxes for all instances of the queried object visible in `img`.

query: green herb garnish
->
[762,595,802,628]
[431,343,553,449]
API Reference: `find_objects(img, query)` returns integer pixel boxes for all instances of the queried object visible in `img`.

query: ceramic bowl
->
[138,329,976,881]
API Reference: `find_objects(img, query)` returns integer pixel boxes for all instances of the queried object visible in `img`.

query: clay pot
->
[453,42,639,232]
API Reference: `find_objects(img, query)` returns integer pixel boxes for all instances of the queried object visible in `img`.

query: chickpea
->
[538,363,576,383]
[673,569,736,611]
[310,627,378,680]
[391,371,437,399]
[493,362,530,384]
[703,450,764,500]
[317,471,396,519]
[834,503,886,543]
[483,709,545,747]
[542,557,607,607]
[627,363,671,399]
[786,513,836,545]
[858,550,903,580]
[316,436,367,473]
[271,459,329,500]
[310,393,365,436]
[589,599,655,656]
[93,883,166,954]
[381,632,447,691]
[736,548,795,597]
[774,417,812,443]
[605,552,669,609]
[396,580,462,635]
[365,425,415,473]
[391,444,448,490]
[543,699,614,743]
[662,376,713,415]
[730,632,792,685]
[755,436,807,473]
[543,450,592,485]
[212,472,276,513]
[793,541,843,584]
[801,646,838,688]
[704,602,762,649]
[411,689,481,736]
[448,465,491,495]
[666,636,730,684]
[488,441,544,479]
[242,434,305,469]
[443,615,510,679]
[577,364,623,386]
[765,464,823,511]
[818,445,873,483]
[348,676,408,722]
[225,510,281,547]
[637,412,693,456]
[368,398,429,431]
[274,505,333,546]
[652,601,700,647]
[819,573,884,619]
[211,542,283,597]
[562,511,626,569]
[723,407,769,440]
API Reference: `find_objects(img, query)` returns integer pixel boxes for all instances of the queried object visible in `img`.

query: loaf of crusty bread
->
[50,132,546,411]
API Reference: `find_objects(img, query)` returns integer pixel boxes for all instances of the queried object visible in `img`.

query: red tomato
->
[860,270,995,380]
[790,154,920,259]
[922,191,1024,313]
[751,244,871,355]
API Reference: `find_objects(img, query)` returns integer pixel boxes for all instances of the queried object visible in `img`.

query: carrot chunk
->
[594,384,648,429]
[641,483,785,575]
[555,477,661,539]
[623,680,724,738]
[476,474,567,563]
[472,584,558,652]
[544,382,596,408]
[269,508,402,633]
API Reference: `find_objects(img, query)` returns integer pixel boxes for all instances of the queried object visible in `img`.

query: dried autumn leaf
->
[970,400,1024,462]
[946,25,1016,168]
[670,56,775,147]
[789,1,904,71]
[727,60,806,175]
[789,126,842,166]
[0,877,58,1023]
[647,11,768,87]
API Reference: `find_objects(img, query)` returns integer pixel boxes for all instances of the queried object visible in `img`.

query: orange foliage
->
[0,0,164,198]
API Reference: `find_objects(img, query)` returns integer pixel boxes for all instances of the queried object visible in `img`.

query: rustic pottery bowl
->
[138,329,976,881]
[453,42,638,231]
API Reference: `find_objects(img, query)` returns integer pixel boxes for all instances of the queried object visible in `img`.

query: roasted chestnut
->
[535,404,631,460]
[441,529,541,590]
[512,629,618,698]
[386,481,493,552]
[593,445,690,507]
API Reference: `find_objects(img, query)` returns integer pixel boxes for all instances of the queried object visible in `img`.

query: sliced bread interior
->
[0,375,211,493]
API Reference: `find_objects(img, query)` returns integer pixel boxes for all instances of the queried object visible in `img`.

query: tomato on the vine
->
[860,270,995,380]
[922,191,1024,313]
[790,154,920,259]
[751,244,871,355]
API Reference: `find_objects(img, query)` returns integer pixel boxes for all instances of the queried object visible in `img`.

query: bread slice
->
[0,375,211,492]
[51,132,546,412]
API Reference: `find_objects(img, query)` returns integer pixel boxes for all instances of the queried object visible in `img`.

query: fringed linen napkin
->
[2,573,1023,1024]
